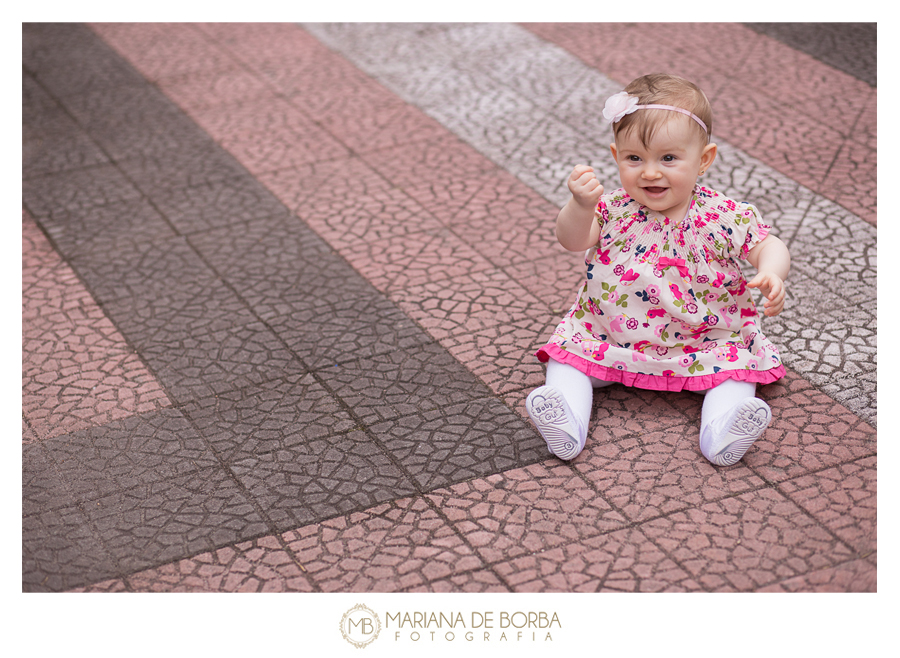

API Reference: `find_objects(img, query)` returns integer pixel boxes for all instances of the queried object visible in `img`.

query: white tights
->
[544,358,757,441]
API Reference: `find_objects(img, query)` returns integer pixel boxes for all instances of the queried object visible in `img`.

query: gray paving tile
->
[23,443,72,516]
[38,197,178,256]
[60,84,214,161]
[230,431,417,532]
[179,375,358,463]
[150,174,291,235]
[22,98,110,178]
[117,143,250,195]
[38,410,220,505]
[316,342,494,425]
[67,235,218,305]
[84,468,270,574]
[370,397,546,491]
[23,23,147,96]
[22,163,144,219]
[22,504,118,592]
[102,281,305,403]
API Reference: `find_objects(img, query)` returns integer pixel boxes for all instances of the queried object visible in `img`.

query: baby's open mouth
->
[644,186,667,194]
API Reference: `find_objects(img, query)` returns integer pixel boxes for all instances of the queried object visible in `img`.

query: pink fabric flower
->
[602,91,639,124]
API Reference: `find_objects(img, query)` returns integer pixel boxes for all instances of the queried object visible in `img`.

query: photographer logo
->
[340,604,382,648]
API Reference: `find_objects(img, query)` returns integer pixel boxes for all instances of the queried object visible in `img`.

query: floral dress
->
[536,185,785,391]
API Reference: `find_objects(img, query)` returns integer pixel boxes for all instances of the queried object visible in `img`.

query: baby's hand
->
[747,272,786,317]
[568,165,604,210]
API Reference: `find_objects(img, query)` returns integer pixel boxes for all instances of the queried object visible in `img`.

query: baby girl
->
[527,73,790,466]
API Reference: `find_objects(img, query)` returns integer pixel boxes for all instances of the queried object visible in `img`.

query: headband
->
[602,91,708,134]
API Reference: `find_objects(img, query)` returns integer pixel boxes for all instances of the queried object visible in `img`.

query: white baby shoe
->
[526,386,587,461]
[701,397,772,466]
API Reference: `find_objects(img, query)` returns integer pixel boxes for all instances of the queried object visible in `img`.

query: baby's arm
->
[746,235,791,316]
[556,165,603,252]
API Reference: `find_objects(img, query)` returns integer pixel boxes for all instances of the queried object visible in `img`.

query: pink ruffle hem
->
[536,343,785,392]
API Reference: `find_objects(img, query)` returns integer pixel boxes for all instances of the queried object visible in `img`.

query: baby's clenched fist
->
[568,165,604,209]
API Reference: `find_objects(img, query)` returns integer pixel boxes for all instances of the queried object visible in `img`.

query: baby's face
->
[611,117,711,220]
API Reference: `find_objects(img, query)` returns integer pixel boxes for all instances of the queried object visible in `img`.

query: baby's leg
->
[526,359,611,460]
[699,379,772,466]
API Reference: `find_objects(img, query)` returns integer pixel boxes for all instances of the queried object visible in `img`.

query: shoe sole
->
[526,386,583,461]
[711,398,771,466]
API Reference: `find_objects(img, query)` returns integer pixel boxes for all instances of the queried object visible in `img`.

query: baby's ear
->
[609,143,618,163]
[700,142,717,172]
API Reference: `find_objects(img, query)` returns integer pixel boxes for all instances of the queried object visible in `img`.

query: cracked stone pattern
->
[573,422,768,524]
[23,504,118,592]
[229,430,416,532]
[757,557,877,593]
[100,281,305,404]
[369,398,546,491]
[124,537,315,592]
[303,21,877,425]
[282,497,484,592]
[492,526,699,593]
[36,410,219,505]
[22,210,171,441]
[84,468,270,574]
[315,343,494,425]
[749,371,876,483]
[640,488,857,592]
[425,464,627,564]
[777,457,877,556]
[178,375,358,463]
[745,23,877,88]
[21,23,877,594]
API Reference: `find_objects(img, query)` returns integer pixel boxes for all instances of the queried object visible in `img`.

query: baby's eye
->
[628,155,641,162]
[662,154,677,162]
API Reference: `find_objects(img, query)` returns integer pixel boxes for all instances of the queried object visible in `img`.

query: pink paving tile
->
[505,253,587,317]
[253,51,400,124]
[447,179,566,270]
[714,78,846,189]
[22,211,171,442]
[757,556,876,592]
[492,525,700,593]
[404,569,510,592]
[392,266,547,339]
[358,229,496,293]
[426,464,627,566]
[751,370,876,481]
[640,487,856,592]
[573,422,767,524]
[319,97,450,155]
[733,30,874,136]
[217,128,351,177]
[187,93,327,144]
[282,497,484,592]
[361,133,501,190]
[778,456,877,555]
[90,23,239,82]
[68,578,128,592]
[125,536,314,592]
[193,22,325,69]
[258,156,395,221]
[156,68,275,112]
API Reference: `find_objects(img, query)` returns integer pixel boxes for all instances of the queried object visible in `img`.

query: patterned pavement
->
[22,23,876,593]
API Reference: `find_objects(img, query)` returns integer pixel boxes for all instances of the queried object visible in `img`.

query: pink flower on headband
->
[602,92,639,124]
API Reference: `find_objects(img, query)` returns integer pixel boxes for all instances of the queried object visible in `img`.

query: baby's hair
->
[613,73,712,148]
